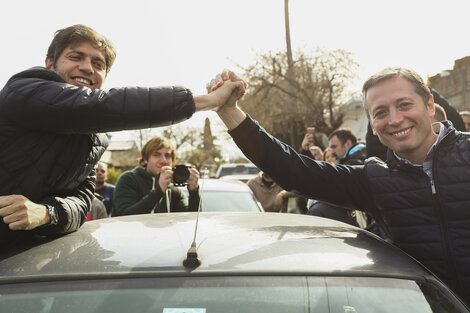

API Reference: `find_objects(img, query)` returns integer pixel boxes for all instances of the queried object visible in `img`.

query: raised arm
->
[208,70,370,210]
[0,67,247,134]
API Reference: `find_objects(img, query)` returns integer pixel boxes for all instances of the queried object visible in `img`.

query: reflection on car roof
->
[0,213,433,282]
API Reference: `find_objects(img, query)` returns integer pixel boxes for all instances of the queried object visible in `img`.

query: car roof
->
[0,213,433,282]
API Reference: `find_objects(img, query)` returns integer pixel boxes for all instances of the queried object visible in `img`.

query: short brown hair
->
[362,67,431,119]
[139,136,176,167]
[328,128,357,145]
[46,24,117,75]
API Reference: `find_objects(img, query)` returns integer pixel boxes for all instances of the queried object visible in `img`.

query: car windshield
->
[201,190,261,212]
[218,166,260,177]
[0,276,465,313]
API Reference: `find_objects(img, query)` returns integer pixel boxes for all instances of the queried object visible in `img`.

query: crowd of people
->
[2,23,470,307]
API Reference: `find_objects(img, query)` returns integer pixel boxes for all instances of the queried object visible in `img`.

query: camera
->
[172,165,191,186]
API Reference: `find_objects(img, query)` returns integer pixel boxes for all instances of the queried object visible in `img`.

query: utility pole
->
[285,0,294,76]
[284,0,299,147]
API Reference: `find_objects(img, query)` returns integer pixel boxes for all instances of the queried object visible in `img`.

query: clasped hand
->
[206,70,247,108]
[0,195,50,230]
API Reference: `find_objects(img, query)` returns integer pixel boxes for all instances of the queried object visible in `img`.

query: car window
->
[217,165,260,178]
[0,276,466,313]
[200,191,262,212]
[320,277,465,313]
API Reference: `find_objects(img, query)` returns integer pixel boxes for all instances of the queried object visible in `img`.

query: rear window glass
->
[201,191,261,212]
[217,165,260,177]
[0,276,465,313]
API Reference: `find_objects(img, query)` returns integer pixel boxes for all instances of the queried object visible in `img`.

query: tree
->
[107,167,123,185]
[180,118,222,170]
[238,48,359,149]
[130,123,199,150]
[128,117,225,171]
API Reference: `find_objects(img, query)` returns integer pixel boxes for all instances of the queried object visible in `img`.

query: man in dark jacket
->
[95,162,114,216]
[209,68,470,306]
[0,24,244,248]
[112,136,200,216]
[328,128,367,165]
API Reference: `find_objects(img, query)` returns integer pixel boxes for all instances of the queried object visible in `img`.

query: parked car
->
[219,173,257,184]
[184,178,263,212]
[215,163,260,178]
[0,213,468,312]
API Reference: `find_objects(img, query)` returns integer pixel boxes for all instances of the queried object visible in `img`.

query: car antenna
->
[183,171,205,269]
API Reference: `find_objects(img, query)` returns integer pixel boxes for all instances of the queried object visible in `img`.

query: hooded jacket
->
[112,166,200,216]
[0,67,195,247]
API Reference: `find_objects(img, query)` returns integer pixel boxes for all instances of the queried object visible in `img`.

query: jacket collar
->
[386,120,458,170]
[134,166,154,182]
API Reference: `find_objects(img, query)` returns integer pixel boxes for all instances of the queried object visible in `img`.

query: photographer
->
[112,136,200,216]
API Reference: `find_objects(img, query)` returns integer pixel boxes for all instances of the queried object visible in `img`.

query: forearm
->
[1,69,195,133]
[194,94,217,111]
[35,175,94,235]
[216,105,247,130]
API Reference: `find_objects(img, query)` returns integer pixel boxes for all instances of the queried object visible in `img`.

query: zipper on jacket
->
[430,179,436,194]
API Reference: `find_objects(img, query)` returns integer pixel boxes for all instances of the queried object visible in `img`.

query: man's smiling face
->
[367,76,436,164]
[45,41,106,90]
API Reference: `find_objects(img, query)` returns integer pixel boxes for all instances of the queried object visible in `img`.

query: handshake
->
[203,70,249,131]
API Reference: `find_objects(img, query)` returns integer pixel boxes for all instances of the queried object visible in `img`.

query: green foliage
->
[179,118,222,171]
[107,167,123,185]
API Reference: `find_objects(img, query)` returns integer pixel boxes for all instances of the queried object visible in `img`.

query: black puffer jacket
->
[0,67,195,247]
[366,131,470,301]
[230,116,470,305]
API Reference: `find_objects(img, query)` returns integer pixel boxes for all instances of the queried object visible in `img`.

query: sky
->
[3,0,470,158]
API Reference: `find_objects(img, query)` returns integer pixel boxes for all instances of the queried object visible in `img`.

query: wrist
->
[216,105,246,130]
[188,184,199,192]
[44,204,58,226]
[194,94,214,111]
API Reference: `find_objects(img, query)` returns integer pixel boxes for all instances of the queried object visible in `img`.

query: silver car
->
[185,178,264,212]
[0,213,468,312]
[215,163,260,178]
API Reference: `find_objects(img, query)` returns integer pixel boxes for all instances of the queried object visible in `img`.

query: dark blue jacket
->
[230,115,470,305]
[0,67,195,247]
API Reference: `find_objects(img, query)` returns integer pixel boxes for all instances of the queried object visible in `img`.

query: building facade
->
[428,56,470,111]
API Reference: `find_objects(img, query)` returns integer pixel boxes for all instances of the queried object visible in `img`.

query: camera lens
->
[173,165,190,185]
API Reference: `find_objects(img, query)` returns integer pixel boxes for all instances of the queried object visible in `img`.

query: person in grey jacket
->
[208,68,470,306]
[0,24,244,248]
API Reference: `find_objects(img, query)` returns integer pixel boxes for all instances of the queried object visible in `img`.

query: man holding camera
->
[112,136,200,216]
